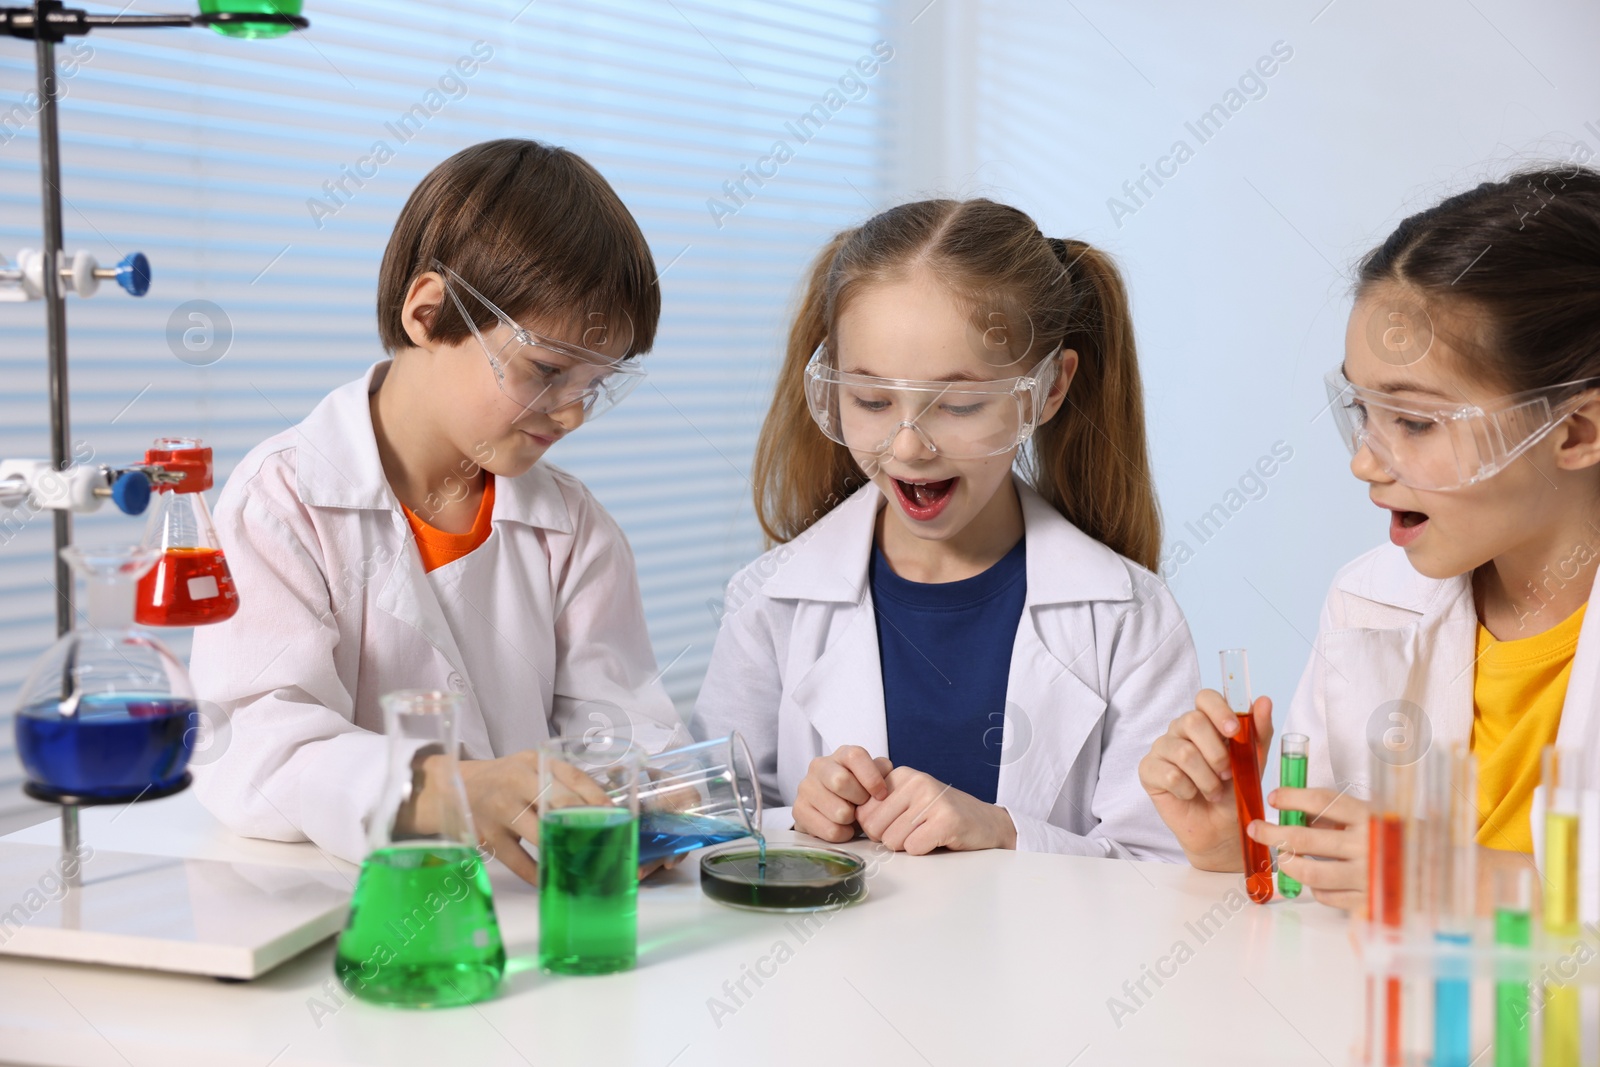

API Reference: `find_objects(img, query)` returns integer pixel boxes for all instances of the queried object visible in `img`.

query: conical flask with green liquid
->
[334,689,505,1007]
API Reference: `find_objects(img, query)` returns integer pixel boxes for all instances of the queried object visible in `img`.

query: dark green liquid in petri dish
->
[701,846,865,912]
[334,845,505,1007]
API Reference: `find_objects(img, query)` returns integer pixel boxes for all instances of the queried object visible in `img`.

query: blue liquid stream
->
[15,696,196,797]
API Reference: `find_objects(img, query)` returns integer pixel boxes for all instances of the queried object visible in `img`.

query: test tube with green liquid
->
[1494,866,1533,1067]
[1276,733,1308,898]
[1541,746,1581,1067]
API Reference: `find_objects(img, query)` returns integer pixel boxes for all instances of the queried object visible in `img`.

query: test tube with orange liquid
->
[135,438,240,627]
[1366,749,1414,1066]
[1220,649,1272,905]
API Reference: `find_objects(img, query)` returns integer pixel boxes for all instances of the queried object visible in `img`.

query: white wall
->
[886,0,1600,713]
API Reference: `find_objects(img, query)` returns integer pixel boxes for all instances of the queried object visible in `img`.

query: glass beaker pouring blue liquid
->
[626,733,764,866]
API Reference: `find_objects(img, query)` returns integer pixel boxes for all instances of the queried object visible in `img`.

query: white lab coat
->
[1282,542,1600,919]
[189,362,685,863]
[691,478,1200,860]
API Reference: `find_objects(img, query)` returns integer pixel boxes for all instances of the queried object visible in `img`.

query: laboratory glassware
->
[1276,733,1309,899]
[538,732,642,975]
[1541,746,1580,1067]
[631,733,762,865]
[334,690,505,1007]
[1221,649,1272,904]
[700,843,867,912]
[135,438,239,627]
[14,545,198,800]
[198,0,304,37]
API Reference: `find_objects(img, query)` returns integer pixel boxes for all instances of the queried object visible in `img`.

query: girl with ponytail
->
[694,198,1199,858]
[1141,165,1600,912]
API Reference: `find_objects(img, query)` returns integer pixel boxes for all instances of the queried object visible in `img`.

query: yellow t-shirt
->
[1471,602,1587,852]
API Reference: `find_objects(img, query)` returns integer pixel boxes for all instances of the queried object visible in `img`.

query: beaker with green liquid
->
[538,733,643,975]
[334,690,505,1007]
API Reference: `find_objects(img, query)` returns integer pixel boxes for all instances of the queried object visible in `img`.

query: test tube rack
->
[1356,923,1600,1067]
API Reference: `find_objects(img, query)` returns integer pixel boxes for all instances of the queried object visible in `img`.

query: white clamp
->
[0,460,156,517]
[0,249,151,302]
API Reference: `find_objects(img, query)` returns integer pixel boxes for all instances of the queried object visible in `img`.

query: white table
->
[0,791,1361,1066]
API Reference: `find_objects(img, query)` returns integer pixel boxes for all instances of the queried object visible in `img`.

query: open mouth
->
[1387,507,1430,547]
[891,477,958,521]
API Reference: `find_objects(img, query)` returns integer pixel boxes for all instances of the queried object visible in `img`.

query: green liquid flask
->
[198,0,303,38]
[1276,733,1308,898]
[334,690,504,1007]
[538,734,643,975]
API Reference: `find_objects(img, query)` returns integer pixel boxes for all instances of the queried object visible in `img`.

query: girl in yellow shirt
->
[1141,164,1600,911]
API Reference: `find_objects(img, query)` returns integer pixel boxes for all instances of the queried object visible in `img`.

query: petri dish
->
[699,844,867,913]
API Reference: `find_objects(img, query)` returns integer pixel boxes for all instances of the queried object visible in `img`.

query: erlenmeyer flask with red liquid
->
[136,438,240,627]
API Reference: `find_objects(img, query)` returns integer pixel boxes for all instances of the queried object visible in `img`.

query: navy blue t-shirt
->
[869,537,1027,805]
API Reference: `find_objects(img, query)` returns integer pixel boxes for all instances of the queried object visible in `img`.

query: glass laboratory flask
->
[198,0,303,38]
[135,438,240,627]
[14,546,199,800]
[334,690,505,1007]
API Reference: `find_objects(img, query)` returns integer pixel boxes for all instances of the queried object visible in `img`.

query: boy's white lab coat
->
[1283,542,1600,921]
[692,478,1199,860]
[189,362,685,863]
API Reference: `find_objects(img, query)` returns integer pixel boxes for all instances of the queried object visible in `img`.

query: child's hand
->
[418,751,611,885]
[855,767,1017,853]
[1137,689,1274,872]
[792,745,892,843]
[1250,787,1369,913]
[639,854,683,881]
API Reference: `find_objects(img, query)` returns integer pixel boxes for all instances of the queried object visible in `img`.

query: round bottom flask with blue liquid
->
[14,546,198,801]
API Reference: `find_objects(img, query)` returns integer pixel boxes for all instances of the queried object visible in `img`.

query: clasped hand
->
[792,745,1017,853]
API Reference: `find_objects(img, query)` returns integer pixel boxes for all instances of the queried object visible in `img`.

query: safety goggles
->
[1324,368,1600,491]
[804,343,1060,460]
[433,260,645,420]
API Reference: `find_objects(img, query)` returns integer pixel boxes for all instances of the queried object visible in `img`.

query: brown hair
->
[751,198,1162,570]
[1356,164,1600,392]
[377,139,659,357]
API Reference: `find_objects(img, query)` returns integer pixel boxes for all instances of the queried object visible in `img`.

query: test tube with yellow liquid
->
[1541,745,1580,1067]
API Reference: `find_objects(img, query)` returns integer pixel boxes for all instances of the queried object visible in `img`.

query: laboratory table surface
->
[0,792,1361,1066]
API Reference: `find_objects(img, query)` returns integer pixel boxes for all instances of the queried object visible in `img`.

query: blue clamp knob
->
[110,471,151,515]
[115,253,151,297]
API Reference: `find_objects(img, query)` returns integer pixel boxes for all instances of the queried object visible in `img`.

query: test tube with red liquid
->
[1366,751,1413,1066]
[1220,649,1272,904]
[135,438,240,627]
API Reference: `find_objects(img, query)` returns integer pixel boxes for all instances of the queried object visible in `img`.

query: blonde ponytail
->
[1019,240,1162,571]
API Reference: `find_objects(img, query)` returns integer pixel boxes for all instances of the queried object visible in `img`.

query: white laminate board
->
[0,842,348,979]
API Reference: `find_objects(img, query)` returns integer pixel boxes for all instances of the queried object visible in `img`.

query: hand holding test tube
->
[1137,652,1276,876]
